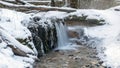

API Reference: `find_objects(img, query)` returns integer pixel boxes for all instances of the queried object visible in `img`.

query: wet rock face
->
[68,30,79,38]
[23,17,59,57]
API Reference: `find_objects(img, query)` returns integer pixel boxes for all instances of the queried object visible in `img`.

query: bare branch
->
[1,0,33,5]
[15,0,33,5]
[0,1,76,12]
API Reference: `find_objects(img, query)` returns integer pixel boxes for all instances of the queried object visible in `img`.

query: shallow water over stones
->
[34,45,104,68]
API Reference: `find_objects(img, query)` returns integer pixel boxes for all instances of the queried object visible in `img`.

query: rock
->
[85,64,90,67]
[87,19,105,25]
[23,17,64,57]
[68,30,79,38]
[0,28,35,56]
[8,45,28,57]
[0,39,2,43]
[33,16,41,22]
[16,37,33,49]
[68,54,74,56]
[114,9,120,11]
[65,15,87,22]
[65,14,105,26]
[98,61,104,65]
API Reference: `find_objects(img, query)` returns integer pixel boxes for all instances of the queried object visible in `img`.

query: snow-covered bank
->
[85,9,120,67]
[0,9,37,68]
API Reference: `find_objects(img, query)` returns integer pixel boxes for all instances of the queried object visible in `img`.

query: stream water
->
[55,22,68,48]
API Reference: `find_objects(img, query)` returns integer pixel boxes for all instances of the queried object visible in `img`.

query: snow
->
[44,11,67,19]
[0,39,35,68]
[0,9,37,68]
[0,4,120,68]
[0,9,30,39]
[0,0,75,11]
[66,9,120,67]
[68,9,106,24]
[0,9,37,54]
[85,10,120,67]
[0,52,34,68]
[0,28,34,54]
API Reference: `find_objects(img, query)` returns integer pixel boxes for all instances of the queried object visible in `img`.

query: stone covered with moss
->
[65,14,105,25]
[16,36,33,50]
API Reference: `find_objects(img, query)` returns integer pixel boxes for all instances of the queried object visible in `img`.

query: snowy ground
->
[83,8,120,67]
[94,10,120,67]
[67,8,120,67]
[70,8,120,68]
[0,9,37,68]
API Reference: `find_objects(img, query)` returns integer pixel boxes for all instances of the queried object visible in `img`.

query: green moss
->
[17,38,27,45]
[16,38,33,50]
[0,4,5,8]
[65,14,87,21]
[27,44,33,50]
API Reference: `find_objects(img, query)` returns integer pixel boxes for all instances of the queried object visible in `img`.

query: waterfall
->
[63,0,68,7]
[55,22,69,48]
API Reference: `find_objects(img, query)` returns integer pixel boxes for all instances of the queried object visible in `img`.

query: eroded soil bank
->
[34,45,105,68]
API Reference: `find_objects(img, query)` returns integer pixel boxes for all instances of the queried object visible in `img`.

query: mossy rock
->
[16,37,33,50]
[65,14,105,25]
[26,17,58,57]
[87,19,105,25]
[65,14,87,21]
[0,4,5,8]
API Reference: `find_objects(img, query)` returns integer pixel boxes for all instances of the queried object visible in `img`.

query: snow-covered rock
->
[22,16,58,57]
[0,9,37,68]
[0,9,67,68]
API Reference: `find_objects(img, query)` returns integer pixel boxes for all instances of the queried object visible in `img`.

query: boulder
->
[22,17,60,57]
[8,45,28,57]
[68,30,79,38]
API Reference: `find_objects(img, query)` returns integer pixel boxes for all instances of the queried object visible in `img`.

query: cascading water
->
[54,21,79,50]
[55,22,69,49]
[63,0,68,7]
